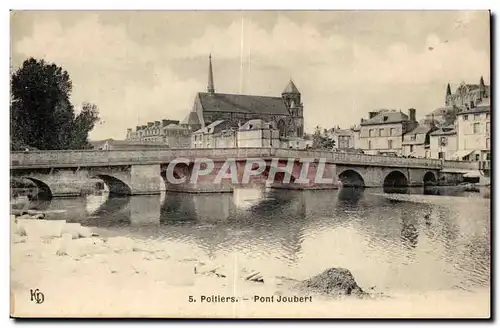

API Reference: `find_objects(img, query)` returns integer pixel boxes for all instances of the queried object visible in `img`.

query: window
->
[464,115,469,121]
[475,154,480,161]
[409,145,414,153]
[486,122,490,134]
[390,128,396,136]
[368,140,372,150]
[438,152,445,159]
[440,137,447,146]
[388,139,393,149]
[369,129,375,137]
[486,113,490,120]
[378,128,384,137]
[473,122,481,134]
[486,138,490,149]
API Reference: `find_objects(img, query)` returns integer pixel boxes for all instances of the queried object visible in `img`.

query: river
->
[12,186,490,296]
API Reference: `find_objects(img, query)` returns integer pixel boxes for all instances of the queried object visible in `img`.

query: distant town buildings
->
[125,119,191,148]
[115,58,489,168]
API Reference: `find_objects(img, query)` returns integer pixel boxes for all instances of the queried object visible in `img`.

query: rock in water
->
[298,268,366,297]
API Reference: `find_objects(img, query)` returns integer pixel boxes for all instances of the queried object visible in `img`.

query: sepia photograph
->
[9,9,491,318]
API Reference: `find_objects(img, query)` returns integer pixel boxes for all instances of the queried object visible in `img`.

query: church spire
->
[207,54,215,94]
[446,82,452,96]
[480,76,485,88]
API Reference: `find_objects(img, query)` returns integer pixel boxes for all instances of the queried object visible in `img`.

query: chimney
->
[154,121,161,126]
[136,126,141,131]
[368,111,377,119]
[408,108,416,122]
[147,122,154,127]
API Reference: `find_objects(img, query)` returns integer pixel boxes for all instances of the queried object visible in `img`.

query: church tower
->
[207,54,215,94]
[282,79,304,137]
[445,82,452,107]
[479,76,487,99]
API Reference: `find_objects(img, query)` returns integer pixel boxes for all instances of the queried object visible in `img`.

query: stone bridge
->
[10,147,479,198]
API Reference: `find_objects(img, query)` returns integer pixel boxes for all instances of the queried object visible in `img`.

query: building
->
[357,109,418,155]
[445,77,490,110]
[90,139,171,151]
[429,125,457,160]
[237,119,280,148]
[326,127,355,150]
[182,55,304,138]
[401,123,437,158]
[191,120,234,148]
[125,119,191,148]
[455,104,491,162]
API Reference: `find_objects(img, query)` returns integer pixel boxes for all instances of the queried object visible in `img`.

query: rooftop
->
[197,92,290,116]
[361,110,409,126]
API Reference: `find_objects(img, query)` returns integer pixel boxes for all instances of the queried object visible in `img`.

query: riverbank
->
[10,225,490,318]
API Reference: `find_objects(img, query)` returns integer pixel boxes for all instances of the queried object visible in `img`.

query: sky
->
[10,10,490,140]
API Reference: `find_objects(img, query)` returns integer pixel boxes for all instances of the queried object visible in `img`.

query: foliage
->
[10,58,100,150]
[312,125,336,150]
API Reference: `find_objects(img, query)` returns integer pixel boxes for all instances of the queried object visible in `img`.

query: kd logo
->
[30,289,44,304]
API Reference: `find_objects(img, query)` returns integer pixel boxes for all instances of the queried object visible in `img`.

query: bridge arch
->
[423,171,437,186]
[338,169,365,188]
[383,170,409,193]
[22,177,52,200]
[92,174,132,195]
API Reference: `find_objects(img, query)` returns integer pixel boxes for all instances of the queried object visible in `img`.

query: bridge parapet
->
[10,148,276,168]
[10,147,480,171]
[274,149,444,169]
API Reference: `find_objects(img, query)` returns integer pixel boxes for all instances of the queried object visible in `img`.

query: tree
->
[10,58,99,150]
[312,125,336,150]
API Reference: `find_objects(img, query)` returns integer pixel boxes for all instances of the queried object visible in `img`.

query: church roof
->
[197,92,290,116]
[181,111,201,125]
[282,80,300,94]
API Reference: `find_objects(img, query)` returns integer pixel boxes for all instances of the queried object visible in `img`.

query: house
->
[326,127,355,150]
[237,119,280,148]
[357,108,418,155]
[455,104,491,162]
[191,120,233,148]
[402,125,437,158]
[429,125,457,160]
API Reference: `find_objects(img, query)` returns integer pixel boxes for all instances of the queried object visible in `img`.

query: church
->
[182,55,304,138]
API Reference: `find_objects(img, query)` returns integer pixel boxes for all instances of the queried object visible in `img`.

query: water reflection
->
[17,186,490,293]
